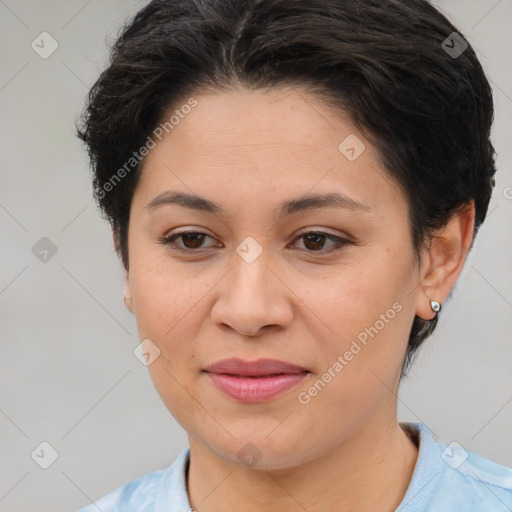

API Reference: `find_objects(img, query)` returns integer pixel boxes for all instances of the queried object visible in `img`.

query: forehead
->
[132,86,407,220]
[165,86,352,150]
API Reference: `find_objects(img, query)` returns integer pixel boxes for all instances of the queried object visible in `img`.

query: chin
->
[205,432,321,472]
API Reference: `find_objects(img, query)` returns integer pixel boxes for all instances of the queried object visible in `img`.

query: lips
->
[203,357,309,377]
[203,358,310,402]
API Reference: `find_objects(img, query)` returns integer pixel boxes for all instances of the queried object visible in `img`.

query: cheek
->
[303,262,404,337]
[130,258,197,334]
[131,264,204,417]
[301,253,412,378]
[129,262,214,387]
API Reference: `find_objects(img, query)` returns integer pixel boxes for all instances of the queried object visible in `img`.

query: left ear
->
[415,201,475,321]
[112,228,134,314]
[123,266,134,314]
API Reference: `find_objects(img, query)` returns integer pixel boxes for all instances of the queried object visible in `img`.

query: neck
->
[186,416,419,512]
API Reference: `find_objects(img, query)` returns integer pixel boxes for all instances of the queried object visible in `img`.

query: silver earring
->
[430,300,442,313]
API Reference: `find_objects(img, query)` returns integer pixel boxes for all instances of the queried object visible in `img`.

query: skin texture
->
[120,86,475,511]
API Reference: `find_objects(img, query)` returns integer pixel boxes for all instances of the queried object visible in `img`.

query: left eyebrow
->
[144,191,371,218]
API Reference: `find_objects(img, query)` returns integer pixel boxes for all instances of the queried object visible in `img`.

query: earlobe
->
[415,202,475,321]
[123,268,134,314]
[112,228,134,313]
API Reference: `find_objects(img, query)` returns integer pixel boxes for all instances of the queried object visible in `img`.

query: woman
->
[76,0,512,510]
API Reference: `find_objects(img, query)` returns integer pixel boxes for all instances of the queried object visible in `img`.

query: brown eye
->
[293,231,351,253]
[302,232,327,251]
[160,231,216,252]
[178,232,207,249]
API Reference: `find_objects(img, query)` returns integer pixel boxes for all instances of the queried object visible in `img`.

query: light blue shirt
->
[76,422,512,511]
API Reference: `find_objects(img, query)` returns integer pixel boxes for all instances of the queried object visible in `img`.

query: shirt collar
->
[154,446,192,512]
[396,422,443,511]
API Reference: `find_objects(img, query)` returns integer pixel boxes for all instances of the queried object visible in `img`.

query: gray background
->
[0,1,510,510]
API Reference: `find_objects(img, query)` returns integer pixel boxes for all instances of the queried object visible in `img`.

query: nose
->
[210,249,294,338]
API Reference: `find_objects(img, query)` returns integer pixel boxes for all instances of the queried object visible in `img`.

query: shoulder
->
[75,448,191,512]
[399,423,512,512]
[448,446,512,502]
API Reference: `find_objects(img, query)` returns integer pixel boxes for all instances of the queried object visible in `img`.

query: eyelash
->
[158,230,352,255]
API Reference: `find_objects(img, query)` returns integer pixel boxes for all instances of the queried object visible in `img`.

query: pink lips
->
[203,358,309,403]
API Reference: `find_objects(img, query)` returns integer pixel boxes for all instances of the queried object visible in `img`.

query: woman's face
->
[124,86,423,469]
